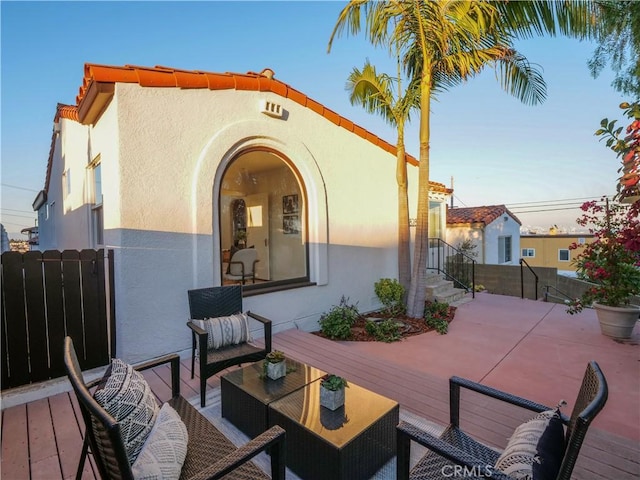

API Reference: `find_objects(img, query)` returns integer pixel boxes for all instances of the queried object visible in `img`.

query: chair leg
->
[201,377,207,408]
[75,435,89,480]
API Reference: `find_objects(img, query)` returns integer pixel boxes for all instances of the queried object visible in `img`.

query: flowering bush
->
[595,101,640,203]
[567,198,640,313]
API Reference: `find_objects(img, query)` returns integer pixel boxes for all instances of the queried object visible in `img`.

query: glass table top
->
[268,380,399,448]
[222,358,326,404]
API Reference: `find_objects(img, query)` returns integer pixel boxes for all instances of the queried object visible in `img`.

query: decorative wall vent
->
[259,99,283,118]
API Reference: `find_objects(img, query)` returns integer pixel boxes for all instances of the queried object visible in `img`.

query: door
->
[245,193,270,280]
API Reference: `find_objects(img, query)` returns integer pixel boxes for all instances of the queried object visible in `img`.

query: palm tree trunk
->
[396,129,411,293]
[406,74,431,318]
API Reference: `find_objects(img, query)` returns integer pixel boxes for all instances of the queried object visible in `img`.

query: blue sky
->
[1,1,626,238]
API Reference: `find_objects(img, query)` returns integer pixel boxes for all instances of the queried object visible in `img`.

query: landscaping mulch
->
[313,305,457,342]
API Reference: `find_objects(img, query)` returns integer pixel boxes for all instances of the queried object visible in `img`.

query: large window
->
[499,236,512,263]
[219,150,307,288]
[428,201,442,238]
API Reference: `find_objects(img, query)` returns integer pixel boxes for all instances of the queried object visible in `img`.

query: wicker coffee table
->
[220,359,326,438]
[268,380,399,480]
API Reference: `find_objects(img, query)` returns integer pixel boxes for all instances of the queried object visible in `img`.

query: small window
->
[559,249,570,262]
[89,157,103,246]
[521,248,535,257]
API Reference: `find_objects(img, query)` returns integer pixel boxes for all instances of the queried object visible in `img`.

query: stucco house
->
[446,205,521,265]
[33,63,452,362]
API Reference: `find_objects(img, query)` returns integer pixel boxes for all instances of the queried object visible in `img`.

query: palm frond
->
[495,49,548,106]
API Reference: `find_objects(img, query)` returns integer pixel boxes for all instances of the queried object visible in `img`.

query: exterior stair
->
[425,272,473,307]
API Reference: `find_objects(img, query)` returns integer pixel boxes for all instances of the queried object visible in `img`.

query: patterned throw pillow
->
[494,409,565,480]
[132,403,189,480]
[94,358,160,464]
[192,313,251,349]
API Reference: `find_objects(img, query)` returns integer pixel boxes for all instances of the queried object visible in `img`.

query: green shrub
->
[374,278,406,315]
[364,319,402,343]
[319,296,359,340]
[424,301,450,335]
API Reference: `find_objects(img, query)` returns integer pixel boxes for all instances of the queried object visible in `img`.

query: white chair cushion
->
[94,358,159,464]
[494,409,565,480]
[192,313,251,349]
[132,403,189,480]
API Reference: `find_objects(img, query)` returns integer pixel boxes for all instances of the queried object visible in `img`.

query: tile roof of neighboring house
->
[447,205,522,226]
[39,63,452,197]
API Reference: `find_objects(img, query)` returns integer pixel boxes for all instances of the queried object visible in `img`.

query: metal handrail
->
[519,258,539,300]
[544,284,574,304]
[428,238,476,298]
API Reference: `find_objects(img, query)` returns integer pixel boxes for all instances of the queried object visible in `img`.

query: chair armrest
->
[397,421,513,480]
[191,425,286,480]
[187,320,206,336]
[449,376,552,427]
[247,311,272,353]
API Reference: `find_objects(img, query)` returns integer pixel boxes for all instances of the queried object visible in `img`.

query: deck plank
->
[28,398,62,480]
[1,403,30,479]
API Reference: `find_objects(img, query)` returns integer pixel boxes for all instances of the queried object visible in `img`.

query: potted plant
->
[263,350,287,380]
[567,197,640,339]
[320,373,348,410]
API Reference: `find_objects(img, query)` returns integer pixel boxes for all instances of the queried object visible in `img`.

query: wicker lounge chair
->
[187,285,272,407]
[64,336,285,480]
[397,361,608,480]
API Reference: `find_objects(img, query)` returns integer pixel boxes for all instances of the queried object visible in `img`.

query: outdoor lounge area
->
[1,293,638,479]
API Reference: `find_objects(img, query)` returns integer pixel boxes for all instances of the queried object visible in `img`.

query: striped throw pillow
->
[192,313,251,349]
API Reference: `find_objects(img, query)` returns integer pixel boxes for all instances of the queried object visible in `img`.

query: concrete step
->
[425,279,456,297]
[433,287,468,305]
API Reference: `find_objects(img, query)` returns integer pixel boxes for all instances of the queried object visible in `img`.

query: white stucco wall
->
[44,82,449,362]
[37,119,93,251]
[446,226,485,263]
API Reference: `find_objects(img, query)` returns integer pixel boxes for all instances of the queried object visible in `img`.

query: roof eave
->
[77,81,114,125]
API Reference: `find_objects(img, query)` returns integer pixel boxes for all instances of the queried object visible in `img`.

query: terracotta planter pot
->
[593,302,639,340]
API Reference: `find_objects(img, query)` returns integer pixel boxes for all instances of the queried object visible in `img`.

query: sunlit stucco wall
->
[55,82,433,362]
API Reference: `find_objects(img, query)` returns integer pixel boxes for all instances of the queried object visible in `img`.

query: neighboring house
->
[20,226,39,249]
[446,205,521,265]
[520,233,595,274]
[33,63,452,362]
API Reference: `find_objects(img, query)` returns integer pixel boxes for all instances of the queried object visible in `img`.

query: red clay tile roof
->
[41,63,453,196]
[447,205,521,226]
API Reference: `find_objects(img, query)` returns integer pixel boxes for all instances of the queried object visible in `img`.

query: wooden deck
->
[2,328,639,479]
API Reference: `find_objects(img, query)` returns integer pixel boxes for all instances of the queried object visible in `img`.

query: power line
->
[1,183,38,192]
[1,208,35,214]
[506,196,611,207]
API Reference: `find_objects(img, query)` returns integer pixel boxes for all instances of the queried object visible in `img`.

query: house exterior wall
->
[483,216,521,265]
[38,82,447,362]
[37,119,93,250]
[520,234,594,272]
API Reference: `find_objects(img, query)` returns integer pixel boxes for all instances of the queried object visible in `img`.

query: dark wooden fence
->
[1,249,115,390]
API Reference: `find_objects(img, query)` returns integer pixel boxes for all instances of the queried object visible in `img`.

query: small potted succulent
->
[263,350,287,380]
[320,373,348,410]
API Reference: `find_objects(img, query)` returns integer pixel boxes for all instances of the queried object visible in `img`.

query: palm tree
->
[345,59,420,292]
[329,0,596,318]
